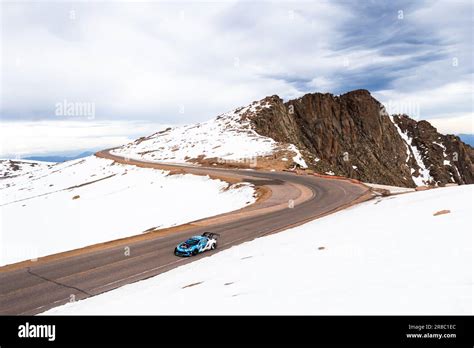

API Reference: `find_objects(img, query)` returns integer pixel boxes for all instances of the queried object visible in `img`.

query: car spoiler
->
[202,232,220,239]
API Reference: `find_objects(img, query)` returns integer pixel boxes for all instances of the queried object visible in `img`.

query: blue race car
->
[174,232,219,257]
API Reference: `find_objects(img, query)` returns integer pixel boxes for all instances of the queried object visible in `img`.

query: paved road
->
[0,152,370,315]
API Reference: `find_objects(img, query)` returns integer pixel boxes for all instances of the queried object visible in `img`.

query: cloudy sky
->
[1,0,473,157]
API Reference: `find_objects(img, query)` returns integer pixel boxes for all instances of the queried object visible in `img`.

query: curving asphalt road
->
[0,151,371,315]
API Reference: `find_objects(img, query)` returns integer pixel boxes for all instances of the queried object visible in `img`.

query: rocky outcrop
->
[394,115,474,185]
[243,89,473,187]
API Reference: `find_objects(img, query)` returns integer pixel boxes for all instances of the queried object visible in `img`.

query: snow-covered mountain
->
[0,156,255,266]
[112,90,473,188]
[112,99,307,170]
[247,90,473,187]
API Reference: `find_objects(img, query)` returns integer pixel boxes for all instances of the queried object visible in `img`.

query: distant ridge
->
[458,134,474,147]
[24,151,94,163]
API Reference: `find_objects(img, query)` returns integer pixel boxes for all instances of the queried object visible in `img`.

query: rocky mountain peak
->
[114,89,472,188]
[247,90,473,187]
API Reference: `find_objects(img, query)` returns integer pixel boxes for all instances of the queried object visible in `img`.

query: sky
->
[1,0,473,157]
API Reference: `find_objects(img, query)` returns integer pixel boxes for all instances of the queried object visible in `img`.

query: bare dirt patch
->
[433,209,451,216]
[187,147,304,172]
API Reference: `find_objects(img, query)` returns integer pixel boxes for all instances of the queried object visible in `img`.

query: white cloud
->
[1,0,472,148]
[0,1,351,123]
[429,114,473,135]
[0,120,167,157]
[374,79,473,134]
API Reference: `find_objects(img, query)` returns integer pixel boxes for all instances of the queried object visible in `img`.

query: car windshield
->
[185,238,199,245]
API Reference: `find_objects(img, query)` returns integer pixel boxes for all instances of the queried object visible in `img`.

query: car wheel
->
[211,242,217,250]
[192,249,198,256]
[174,248,178,255]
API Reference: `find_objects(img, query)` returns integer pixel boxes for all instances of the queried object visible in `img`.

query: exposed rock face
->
[394,115,474,185]
[244,89,473,187]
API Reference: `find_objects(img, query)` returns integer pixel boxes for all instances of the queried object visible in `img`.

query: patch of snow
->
[287,144,308,168]
[46,185,473,315]
[433,141,445,151]
[314,158,320,163]
[453,165,461,180]
[434,141,451,166]
[0,156,255,266]
[390,119,411,164]
[325,171,335,176]
[389,116,433,186]
[352,165,358,170]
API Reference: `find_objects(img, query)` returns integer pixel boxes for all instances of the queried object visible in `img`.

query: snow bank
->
[0,156,255,266]
[45,185,472,315]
